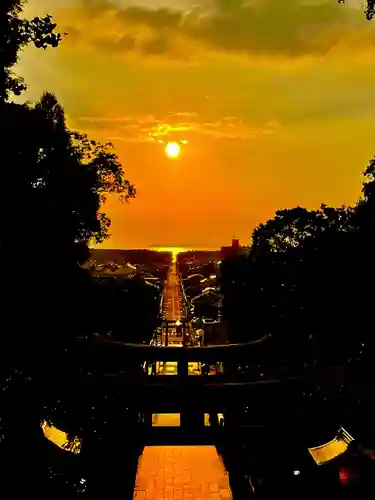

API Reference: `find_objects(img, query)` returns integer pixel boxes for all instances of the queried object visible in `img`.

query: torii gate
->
[162,318,188,346]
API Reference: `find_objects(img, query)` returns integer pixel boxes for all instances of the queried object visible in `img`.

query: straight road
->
[162,258,183,344]
[163,260,182,322]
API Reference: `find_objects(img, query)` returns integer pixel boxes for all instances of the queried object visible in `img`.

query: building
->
[220,237,244,260]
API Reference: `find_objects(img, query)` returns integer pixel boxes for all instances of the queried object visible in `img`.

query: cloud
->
[17,0,375,251]
[141,35,171,55]
[91,33,136,52]
[54,0,373,60]
[74,112,280,142]
[118,5,182,29]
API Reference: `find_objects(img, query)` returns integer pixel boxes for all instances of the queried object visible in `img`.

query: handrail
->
[308,429,352,466]
[179,272,190,320]
[159,293,164,320]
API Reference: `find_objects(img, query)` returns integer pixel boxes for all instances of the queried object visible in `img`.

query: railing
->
[179,272,190,319]
[76,334,305,414]
[159,293,164,320]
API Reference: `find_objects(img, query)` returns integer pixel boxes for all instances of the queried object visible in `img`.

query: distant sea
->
[150,246,219,253]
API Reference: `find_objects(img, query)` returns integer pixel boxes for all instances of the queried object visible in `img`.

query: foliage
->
[338,0,375,20]
[90,276,160,342]
[1,0,65,100]
[0,5,135,489]
[250,205,354,257]
[1,0,135,295]
[221,188,373,369]
[30,92,134,260]
[1,1,135,271]
[1,94,136,380]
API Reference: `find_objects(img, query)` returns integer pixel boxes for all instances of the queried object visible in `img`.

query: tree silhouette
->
[1,1,135,357]
[0,3,135,496]
[338,0,375,20]
[1,0,65,100]
[90,276,160,343]
[24,92,135,263]
[250,205,353,258]
[1,93,136,363]
[221,201,366,369]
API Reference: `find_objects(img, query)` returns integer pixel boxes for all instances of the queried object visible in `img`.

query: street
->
[162,258,183,344]
[163,260,181,322]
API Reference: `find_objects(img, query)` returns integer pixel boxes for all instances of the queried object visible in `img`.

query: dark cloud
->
[117,6,182,30]
[61,25,81,41]
[91,33,136,53]
[78,0,113,18]
[117,34,137,51]
[188,0,353,56]
[215,0,246,12]
[141,36,170,55]
[72,0,367,57]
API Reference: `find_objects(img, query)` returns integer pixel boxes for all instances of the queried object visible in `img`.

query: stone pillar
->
[180,410,205,433]
[178,358,188,377]
[81,402,144,500]
[178,355,205,434]
[82,428,141,500]
[143,411,152,429]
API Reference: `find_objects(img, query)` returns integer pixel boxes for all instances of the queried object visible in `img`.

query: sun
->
[165,141,181,159]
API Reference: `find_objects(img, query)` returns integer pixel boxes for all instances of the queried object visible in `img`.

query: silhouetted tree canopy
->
[338,0,375,20]
[1,96,136,371]
[1,0,65,100]
[90,276,160,342]
[1,2,135,353]
[222,158,375,372]
[250,205,354,258]
[0,6,136,491]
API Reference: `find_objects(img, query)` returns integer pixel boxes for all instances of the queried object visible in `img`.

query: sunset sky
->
[17,0,375,249]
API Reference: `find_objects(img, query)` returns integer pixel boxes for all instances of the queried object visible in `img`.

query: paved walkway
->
[133,446,232,499]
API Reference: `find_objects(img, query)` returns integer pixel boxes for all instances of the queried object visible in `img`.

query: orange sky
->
[17,0,375,249]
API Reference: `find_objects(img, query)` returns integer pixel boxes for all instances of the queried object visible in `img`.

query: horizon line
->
[91,246,221,252]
